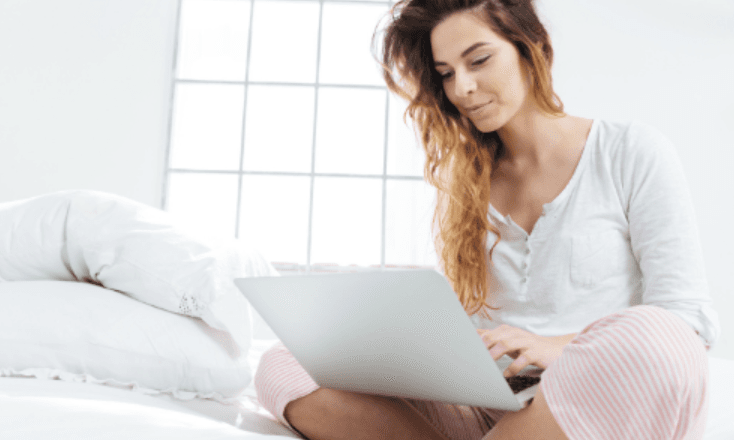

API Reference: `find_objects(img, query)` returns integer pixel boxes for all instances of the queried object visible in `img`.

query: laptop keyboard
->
[506,375,541,394]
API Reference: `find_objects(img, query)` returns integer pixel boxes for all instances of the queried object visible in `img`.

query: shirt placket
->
[508,210,547,300]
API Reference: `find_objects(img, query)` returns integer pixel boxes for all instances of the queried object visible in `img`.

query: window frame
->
[162,0,438,275]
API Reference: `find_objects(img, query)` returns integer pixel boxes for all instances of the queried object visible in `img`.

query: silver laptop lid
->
[236,269,525,411]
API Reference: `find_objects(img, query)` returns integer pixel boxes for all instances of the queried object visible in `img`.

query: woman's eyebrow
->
[434,42,492,66]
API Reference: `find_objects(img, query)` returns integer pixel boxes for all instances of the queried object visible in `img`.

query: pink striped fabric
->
[253,342,321,427]
[541,305,709,440]
[253,342,506,438]
[254,305,708,439]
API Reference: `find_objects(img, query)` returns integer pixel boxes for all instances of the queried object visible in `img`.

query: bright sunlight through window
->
[163,0,438,274]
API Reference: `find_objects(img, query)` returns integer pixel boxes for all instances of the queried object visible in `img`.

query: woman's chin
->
[472,118,502,133]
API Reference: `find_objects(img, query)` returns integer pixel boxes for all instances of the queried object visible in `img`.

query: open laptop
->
[235,269,540,411]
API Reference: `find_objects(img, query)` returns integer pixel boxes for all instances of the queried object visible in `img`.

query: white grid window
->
[164,0,438,275]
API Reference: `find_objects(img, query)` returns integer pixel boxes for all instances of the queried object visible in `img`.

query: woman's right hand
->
[476,326,575,377]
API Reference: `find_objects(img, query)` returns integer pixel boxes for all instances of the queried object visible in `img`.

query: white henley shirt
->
[470,119,720,348]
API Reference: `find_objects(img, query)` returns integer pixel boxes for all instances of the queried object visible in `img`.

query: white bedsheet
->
[0,339,300,440]
[0,376,304,440]
[704,356,734,440]
[0,377,298,440]
[1,346,732,440]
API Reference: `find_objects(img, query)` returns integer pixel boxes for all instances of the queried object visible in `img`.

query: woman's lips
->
[466,101,491,116]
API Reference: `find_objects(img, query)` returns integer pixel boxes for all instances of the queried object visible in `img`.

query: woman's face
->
[430,10,533,133]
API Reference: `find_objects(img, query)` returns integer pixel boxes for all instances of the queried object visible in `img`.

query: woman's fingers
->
[489,341,525,360]
[476,329,490,347]
[503,354,533,377]
[481,332,527,360]
[479,325,518,347]
[478,329,509,358]
[477,327,575,377]
[477,326,543,373]
[488,341,510,360]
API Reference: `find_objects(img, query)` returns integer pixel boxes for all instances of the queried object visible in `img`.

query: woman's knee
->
[254,342,321,425]
[569,305,706,368]
[253,343,284,397]
[539,305,708,439]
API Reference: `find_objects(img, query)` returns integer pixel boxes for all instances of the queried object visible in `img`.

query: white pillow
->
[0,190,279,352]
[0,281,251,399]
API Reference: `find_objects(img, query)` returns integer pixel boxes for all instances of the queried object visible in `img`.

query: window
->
[163,0,438,275]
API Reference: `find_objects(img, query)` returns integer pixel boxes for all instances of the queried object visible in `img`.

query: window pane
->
[315,87,386,175]
[248,0,320,83]
[169,83,245,170]
[239,174,311,265]
[311,177,382,266]
[166,172,239,241]
[176,0,251,81]
[386,94,424,177]
[385,179,437,266]
[243,85,315,172]
[319,3,388,86]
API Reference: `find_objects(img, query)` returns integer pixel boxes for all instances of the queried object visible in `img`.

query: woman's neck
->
[495,106,569,171]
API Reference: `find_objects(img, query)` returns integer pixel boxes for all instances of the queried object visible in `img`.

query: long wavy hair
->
[376,0,564,316]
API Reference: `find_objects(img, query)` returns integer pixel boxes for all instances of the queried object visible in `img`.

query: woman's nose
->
[453,71,477,98]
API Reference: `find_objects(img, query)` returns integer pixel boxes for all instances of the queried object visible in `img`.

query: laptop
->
[235,269,540,411]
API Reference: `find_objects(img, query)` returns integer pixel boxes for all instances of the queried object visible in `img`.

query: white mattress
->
[0,377,298,440]
[0,340,300,440]
[1,341,732,440]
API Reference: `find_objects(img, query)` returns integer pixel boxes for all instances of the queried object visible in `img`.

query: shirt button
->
[525,248,531,255]
[521,277,528,284]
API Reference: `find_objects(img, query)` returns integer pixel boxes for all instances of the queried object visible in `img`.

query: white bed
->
[1,191,732,439]
[0,341,301,440]
[0,191,300,439]
[1,341,734,440]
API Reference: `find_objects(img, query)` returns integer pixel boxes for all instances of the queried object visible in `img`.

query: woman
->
[255,0,720,438]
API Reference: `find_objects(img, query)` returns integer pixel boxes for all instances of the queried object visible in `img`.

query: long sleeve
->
[618,122,719,347]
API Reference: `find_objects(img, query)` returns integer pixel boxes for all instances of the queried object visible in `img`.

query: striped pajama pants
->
[254,305,709,440]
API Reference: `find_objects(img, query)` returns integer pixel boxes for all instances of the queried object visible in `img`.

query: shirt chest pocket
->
[570,231,630,288]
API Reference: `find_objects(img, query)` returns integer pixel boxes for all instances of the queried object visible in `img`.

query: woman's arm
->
[618,122,720,347]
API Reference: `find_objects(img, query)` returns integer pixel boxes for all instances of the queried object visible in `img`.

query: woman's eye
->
[439,71,453,80]
[472,55,490,66]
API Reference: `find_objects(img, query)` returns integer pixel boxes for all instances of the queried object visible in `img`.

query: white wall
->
[539,0,734,359]
[0,0,177,207]
[0,0,732,358]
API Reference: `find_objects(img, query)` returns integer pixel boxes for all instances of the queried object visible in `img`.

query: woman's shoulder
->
[588,119,685,197]
[591,119,676,161]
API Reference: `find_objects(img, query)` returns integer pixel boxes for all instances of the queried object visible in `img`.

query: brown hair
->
[376,0,564,316]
